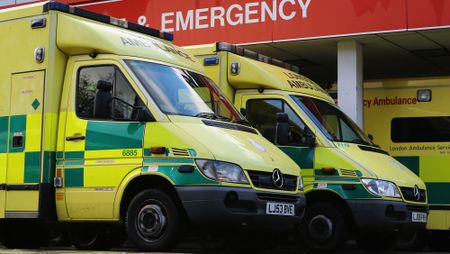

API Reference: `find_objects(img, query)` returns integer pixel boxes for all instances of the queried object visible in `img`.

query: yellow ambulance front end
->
[287,91,428,233]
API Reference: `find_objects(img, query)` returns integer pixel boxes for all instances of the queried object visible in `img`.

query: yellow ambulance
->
[350,76,450,250]
[186,42,428,251]
[0,3,306,251]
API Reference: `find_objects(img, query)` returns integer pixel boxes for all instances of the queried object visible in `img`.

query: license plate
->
[411,212,427,223]
[266,202,295,216]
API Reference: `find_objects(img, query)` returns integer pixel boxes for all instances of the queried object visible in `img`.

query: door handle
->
[66,135,86,141]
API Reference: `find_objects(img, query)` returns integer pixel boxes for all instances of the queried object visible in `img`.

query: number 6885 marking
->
[122,149,138,157]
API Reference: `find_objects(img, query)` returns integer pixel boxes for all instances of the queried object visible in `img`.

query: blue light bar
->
[203,57,219,66]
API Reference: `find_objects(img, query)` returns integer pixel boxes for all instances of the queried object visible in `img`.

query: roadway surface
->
[0,241,446,254]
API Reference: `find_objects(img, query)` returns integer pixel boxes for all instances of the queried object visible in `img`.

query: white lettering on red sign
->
[161,0,312,32]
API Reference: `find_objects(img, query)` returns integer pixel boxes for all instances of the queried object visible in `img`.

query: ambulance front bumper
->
[347,199,428,231]
[176,186,305,231]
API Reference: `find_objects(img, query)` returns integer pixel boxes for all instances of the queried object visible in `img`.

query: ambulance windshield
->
[125,60,243,122]
[291,96,373,146]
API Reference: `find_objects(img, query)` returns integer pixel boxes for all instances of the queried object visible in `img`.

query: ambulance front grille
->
[247,170,297,191]
[171,148,190,157]
[400,187,427,203]
[340,169,356,177]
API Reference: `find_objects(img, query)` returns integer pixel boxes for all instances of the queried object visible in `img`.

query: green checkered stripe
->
[0,115,55,184]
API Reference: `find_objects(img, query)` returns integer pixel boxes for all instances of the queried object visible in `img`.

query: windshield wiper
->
[350,138,370,145]
[232,119,251,126]
[195,112,231,122]
[194,112,217,119]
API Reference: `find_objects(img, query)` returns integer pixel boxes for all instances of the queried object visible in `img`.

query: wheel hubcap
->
[137,204,167,240]
[309,214,333,242]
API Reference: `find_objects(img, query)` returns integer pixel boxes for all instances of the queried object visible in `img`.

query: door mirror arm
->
[136,107,155,122]
[111,97,154,122]
[275,112,291,145]
[303,127,316,147]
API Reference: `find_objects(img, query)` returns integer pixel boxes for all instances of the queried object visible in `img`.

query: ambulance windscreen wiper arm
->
[195,112,233,122]
[232,119,251,126]
[194,112,216,119]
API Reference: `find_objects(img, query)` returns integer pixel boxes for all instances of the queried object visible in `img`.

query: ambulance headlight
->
[196,160,249,184]
[361,178,401,198]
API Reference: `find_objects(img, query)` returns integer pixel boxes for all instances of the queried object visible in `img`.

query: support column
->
[337,40,364,128]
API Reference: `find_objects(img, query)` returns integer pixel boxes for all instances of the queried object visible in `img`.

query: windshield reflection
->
[125,60,243,122]
[291,95,373,146]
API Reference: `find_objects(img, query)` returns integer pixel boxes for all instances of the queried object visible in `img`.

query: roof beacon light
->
[217,42,234,52]
[110,17,128,28]
[204,57,219,66]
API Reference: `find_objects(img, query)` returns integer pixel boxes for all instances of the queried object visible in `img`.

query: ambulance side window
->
[76,65,144,121]
[112,70,143,120]
[246,99,307,146]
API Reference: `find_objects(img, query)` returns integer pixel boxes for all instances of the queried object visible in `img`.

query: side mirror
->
[240,107,247,117]
[275,112,290,145]
[367,134,381,147]
[303,127,316,147]
[111,97,154,122]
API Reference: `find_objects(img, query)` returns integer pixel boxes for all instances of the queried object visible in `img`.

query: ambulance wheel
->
[396,228,426,250]
[67,223,114,250]
[126,189,184,251]
[356,230,397,252]
[300,202,348,252]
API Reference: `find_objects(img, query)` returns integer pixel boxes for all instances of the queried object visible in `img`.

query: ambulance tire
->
[300,202,348,252]
[67,223,115,250]
[395,228,426,250]
[356,230,397,252]
[126,189,184,251]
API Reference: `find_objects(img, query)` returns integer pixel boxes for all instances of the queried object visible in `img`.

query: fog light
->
[224,191,238,206]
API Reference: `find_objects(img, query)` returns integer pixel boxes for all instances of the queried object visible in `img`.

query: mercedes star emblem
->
[413,185,421,201]
[272,168,284,189]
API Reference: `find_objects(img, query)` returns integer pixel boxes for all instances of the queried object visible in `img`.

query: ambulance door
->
[242,95,315,188]
[63,62,145,220]
[5,71,45,218]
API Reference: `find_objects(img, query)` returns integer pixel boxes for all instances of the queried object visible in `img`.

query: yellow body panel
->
[427,210,450,230]
[6,153,25,184]
[0,154,6,183]
[83,161,141,187]
[65,187,115,219]
[0,191,5,218]
[5,191,39,211]
[25,114,43,152]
